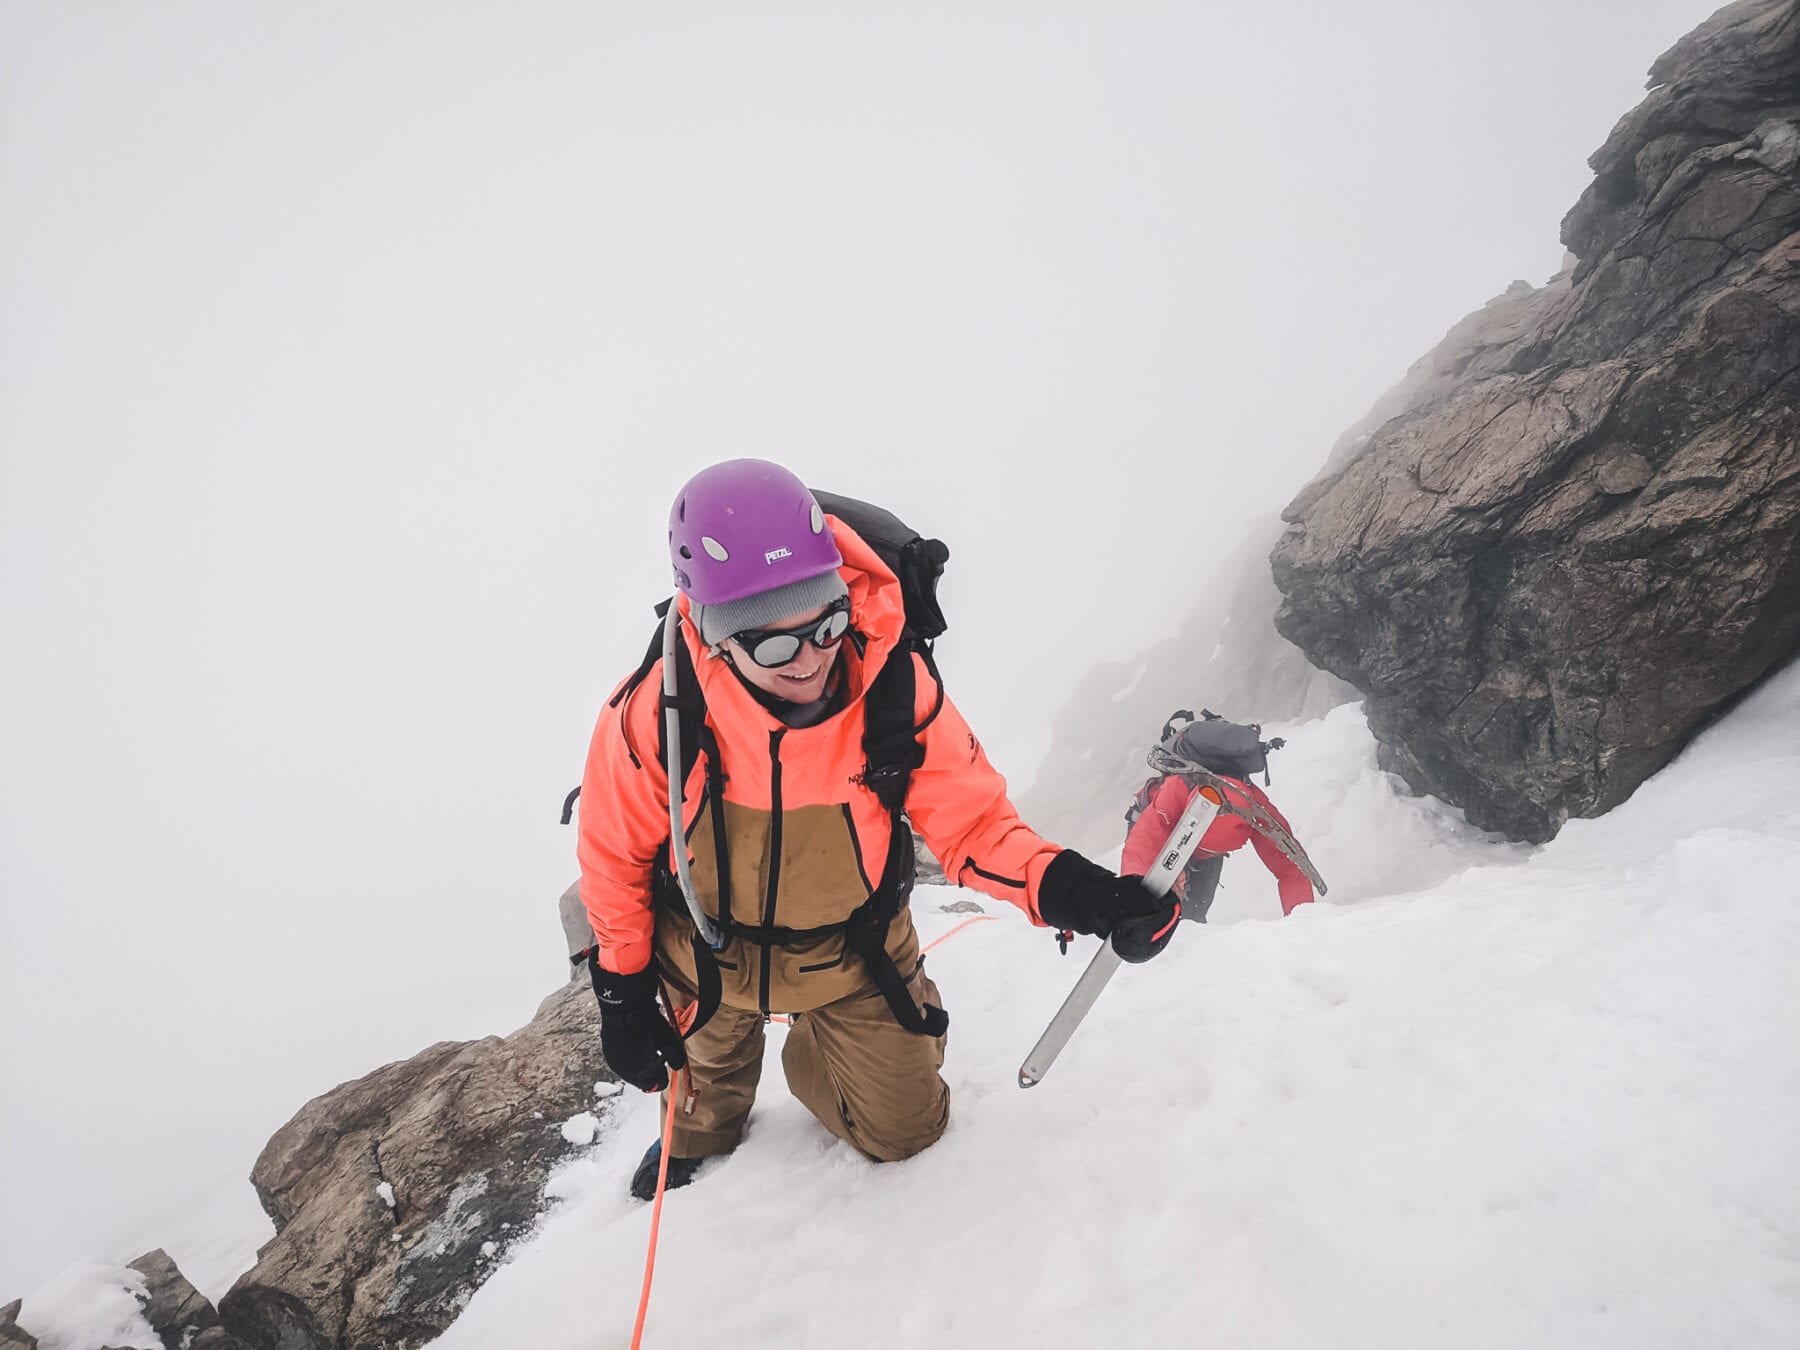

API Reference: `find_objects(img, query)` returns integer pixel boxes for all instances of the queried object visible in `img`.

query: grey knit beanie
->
[691,570,849,647]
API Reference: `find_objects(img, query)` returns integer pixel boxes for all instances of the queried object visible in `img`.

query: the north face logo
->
[765,548,792,564]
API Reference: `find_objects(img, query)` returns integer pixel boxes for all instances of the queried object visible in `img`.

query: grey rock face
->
[559,879,593,981]
[913,835,949,885]
[937,899,986,914]
[0,1300,38,1350]
[1273,0,1800,841]
[127,1249,231,1350]
[218,981,616,1350]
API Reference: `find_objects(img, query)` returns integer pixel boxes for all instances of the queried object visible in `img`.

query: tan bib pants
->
[661,963,950,1164]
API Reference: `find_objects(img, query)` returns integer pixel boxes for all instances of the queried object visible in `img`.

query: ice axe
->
[1017,780,1224,1088]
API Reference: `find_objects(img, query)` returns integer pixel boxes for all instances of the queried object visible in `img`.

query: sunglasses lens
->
[749,634,802,667]
[738,601,851,668]
[816,609,851,646]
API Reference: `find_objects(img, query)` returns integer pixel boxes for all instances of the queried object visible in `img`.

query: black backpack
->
[813,491,950,643]
[565,492,952,1038]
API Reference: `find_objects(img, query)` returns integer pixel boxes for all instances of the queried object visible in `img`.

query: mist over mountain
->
[1017,520,1355,858]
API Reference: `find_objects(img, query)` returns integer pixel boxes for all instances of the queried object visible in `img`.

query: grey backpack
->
[1125,709,1286,825]
[1166,710,1280,781]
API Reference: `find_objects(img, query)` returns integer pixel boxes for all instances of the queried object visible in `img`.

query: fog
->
[0,0,1720,1295]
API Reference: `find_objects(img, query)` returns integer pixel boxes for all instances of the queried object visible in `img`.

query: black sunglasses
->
[730,597,853,669]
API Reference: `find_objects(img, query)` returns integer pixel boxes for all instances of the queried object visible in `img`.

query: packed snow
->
[18,669,1797,1348]
[14,1260,157,1350]
[418,667,1800,1349]
[561,1112,603,1147]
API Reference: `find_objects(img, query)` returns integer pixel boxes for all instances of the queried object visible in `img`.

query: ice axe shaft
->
[1018,782,1222,1088]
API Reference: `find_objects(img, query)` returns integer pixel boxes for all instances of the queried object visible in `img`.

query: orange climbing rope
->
[921,913,996,954]
[631,1063,685,1349]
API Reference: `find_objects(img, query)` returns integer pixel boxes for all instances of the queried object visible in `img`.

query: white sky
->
[0,0,1723,1296]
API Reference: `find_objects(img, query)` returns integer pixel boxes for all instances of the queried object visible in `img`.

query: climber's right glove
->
[1037,849,1181,964]
[587,960,687,1092]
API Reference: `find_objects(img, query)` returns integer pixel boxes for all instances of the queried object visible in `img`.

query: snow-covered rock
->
[217,981,617,1349]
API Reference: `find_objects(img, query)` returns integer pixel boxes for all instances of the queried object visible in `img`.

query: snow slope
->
[427,664,1800,1350]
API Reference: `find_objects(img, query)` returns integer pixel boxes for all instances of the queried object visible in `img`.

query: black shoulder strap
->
[656,620,706,792]
[856,642,924,811]
[844,641,949,1037]
[562,601,692,816]
[607,601,672,712]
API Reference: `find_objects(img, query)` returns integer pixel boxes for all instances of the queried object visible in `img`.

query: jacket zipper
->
[841,803,873,892]
[760,728,787,1015]
[963,859,1026,890]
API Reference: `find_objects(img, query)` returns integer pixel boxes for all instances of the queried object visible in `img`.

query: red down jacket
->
[1122,774,1314,916]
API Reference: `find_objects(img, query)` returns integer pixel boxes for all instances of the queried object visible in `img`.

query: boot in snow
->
[630,1138,705,1201]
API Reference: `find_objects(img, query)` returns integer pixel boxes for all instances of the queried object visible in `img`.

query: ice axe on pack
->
[1017,779,1226,1088]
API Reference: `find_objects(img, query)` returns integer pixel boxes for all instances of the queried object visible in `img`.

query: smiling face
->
[722,601,845,704]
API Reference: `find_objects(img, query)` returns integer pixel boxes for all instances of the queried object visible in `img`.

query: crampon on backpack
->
[1125,708,1287,827]
[562,491,953,1039]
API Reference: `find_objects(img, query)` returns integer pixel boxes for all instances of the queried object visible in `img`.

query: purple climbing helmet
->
[669,459,847,643]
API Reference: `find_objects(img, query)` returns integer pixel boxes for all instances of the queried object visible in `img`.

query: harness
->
[603,600,950,1041]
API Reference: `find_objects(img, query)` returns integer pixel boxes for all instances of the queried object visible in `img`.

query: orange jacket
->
[578,519,1063,995]
[1122,774,1314,916]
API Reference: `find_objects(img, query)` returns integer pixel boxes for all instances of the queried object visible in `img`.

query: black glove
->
[588,961,688,1092]
[1038,850,1180,964]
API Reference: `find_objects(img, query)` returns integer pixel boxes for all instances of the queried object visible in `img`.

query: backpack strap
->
[855,640,927,812]
[561,605,671,815]
[655,615,705,789]
[843,645,948,1037]
[610,599,679,770]
[1124,774,1163,827]
[692,721,733,930]
[658,621,725,1038]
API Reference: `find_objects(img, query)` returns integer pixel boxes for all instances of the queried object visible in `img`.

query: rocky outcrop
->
[914,838,949,885]
[1273,0,1800,841]
[558,879,591,980]
[218,981,616,1350]
[2,1255,241,1350]
[1020,517,1354,857]
[128,1249,243,1350]
[0,1301,37,1350]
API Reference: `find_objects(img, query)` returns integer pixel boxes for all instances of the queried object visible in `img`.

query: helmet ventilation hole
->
[701,536,730,562]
